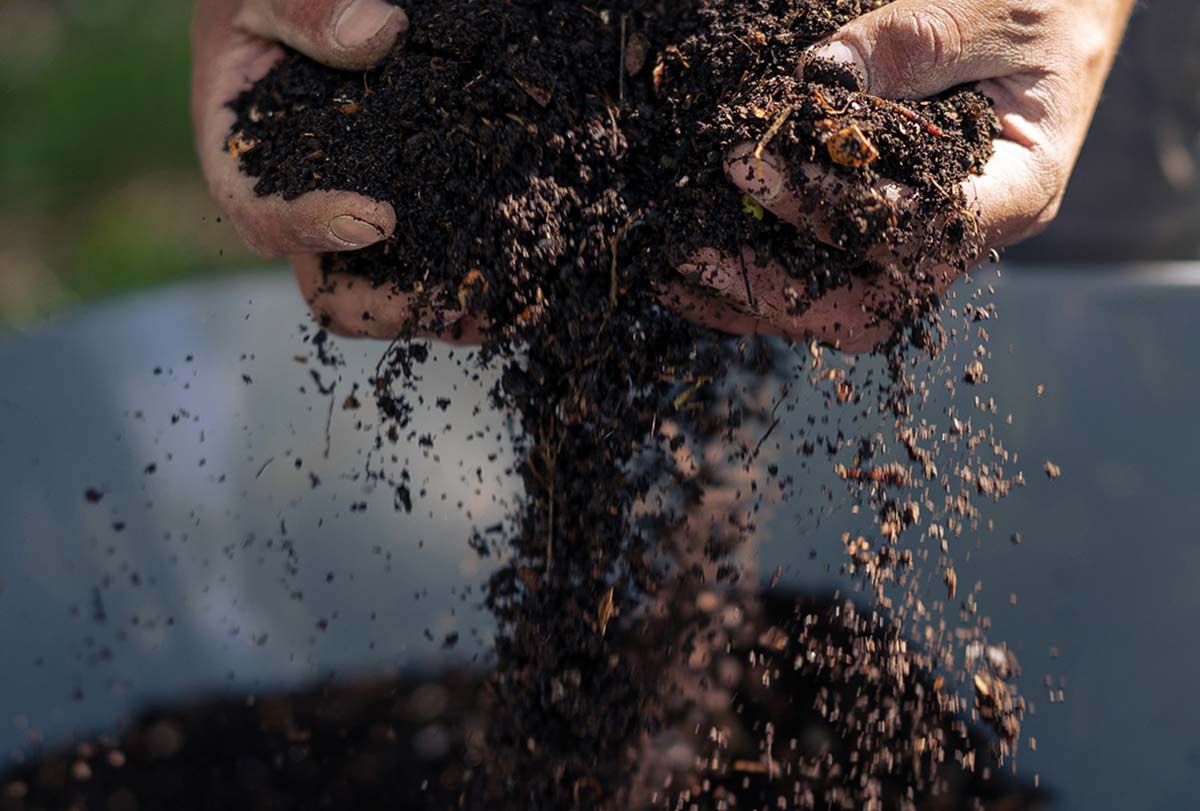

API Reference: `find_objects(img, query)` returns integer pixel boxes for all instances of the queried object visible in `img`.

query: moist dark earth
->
[0,593,1040,811]
[231,0,994,337]
[4,2,1025,810]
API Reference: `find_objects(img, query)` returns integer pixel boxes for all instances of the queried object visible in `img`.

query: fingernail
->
[329,215,385,246]
[335,0,397,49]
[806,40,868,91]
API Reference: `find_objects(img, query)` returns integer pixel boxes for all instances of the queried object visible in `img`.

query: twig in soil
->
[811,88,850,116]
[546,474,554,574]
[323,390,336,459]
[752,393,788,459]
[618,14,627,101]
[609,235,621,308]
[737,247,757,311]
[607,213,638,310]
[603,97,620,154]
[754,105,793,165]
[597,587,615,636]
[538,420,565,574]
[834,463,909,488]
[664,45,690,69]
[753,416,781,459]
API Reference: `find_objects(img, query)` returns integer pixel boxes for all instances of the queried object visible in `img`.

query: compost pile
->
[1,2,1036,810]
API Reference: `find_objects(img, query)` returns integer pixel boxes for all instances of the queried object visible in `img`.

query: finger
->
[671,248,896,352]
[724,144,911,254]
[660,278,887,354]
[805,0,1049,99]
[292,255,483,343]
[963,137,1061,248]
[723,144,802,226]
[235,0,407,71]
[192,8,396,258]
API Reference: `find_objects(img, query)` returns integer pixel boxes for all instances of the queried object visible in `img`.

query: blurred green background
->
[0,0,252,326]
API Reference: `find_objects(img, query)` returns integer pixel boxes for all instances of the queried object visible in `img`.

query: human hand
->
[193,0,456,338]
[667,0,1136,351]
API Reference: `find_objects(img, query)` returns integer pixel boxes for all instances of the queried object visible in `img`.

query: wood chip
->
[226,131,258,158]
[513,75,555,107]
[624,33,649,76]
[597,587,614,636]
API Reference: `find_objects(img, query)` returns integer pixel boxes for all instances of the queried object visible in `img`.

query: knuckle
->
[1019,151,1068,239]
[1003,0,1052,31]
[876,4,965,91]
[268,0,336,37]
[1027,195,1062,237]
[1073,18,1113,75]
[229,213,286,259]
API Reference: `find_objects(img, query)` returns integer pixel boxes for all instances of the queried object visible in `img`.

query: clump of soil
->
[207,0,1012,808]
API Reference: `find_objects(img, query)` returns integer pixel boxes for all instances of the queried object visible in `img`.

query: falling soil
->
[4,2,1035,810]
[0,592,1041,811]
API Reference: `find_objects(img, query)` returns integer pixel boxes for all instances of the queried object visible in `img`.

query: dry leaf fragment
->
[226,131,258,158]
[513,74,554,107]
[652,58,666,94]
[757,625,789,651]
[664,45,690,68]
[457,268,489,310]
[827,124,878,168]
[741,194,765,220]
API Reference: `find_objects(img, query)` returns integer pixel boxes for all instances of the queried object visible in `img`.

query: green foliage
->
[0,2,251,325]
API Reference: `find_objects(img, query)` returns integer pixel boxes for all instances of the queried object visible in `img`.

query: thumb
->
[236,0,407,71]
[806,0,1021,99]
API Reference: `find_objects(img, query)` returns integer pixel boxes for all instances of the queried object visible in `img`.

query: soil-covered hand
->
[193,0,429,337]
[672,0,1135,350]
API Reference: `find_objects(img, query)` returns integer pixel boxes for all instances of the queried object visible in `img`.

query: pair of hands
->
[193,0,1134,350]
